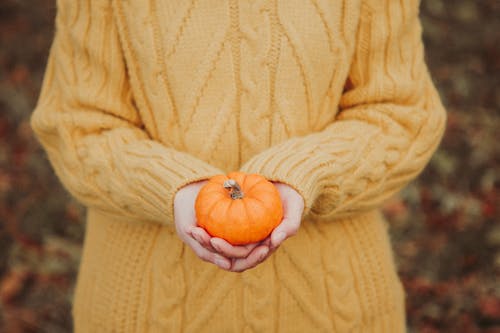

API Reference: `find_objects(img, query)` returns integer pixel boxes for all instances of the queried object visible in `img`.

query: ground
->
[0,1,498,332]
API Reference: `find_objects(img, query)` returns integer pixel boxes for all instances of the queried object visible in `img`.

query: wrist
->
[174,179,209,204]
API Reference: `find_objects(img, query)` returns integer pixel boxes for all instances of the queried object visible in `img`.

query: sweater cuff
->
[164,161,221,226]
[116,142,223,225]
[240,142,326,219]
[76,136,224,226]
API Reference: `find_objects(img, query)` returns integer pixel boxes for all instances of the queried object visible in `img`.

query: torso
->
[112,0,361,171]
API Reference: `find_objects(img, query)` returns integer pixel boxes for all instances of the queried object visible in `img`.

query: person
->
[30,0,446,331]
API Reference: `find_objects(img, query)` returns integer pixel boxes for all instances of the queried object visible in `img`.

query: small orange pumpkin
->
[195,172,283,245]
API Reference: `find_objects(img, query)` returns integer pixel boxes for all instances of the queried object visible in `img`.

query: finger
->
[210,238,259,259]
[186,237,231,270]
[270,217,300,249]
[191,227,216,252]
[230,245,269,273]
[260,235,272,247]
[274,185,305,222]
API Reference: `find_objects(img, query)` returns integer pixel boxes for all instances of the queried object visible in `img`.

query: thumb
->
[270,216,300,248]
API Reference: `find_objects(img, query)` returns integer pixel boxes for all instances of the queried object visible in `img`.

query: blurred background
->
[0,0,498,332]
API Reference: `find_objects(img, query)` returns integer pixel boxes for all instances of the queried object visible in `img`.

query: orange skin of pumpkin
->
[195,172,284,245]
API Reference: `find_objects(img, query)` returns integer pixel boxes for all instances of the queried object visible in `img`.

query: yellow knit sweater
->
[31,0,446,332]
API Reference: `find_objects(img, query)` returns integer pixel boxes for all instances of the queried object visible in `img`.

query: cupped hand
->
[174,180,304,273]
[209,181,305,272]
[173,180,232,270]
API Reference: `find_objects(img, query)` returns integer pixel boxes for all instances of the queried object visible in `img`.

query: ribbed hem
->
[358,305,407,333]
[73,208,161,332]
[337,210,407,332]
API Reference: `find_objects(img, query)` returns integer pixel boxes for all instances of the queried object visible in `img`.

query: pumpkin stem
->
[223,179,244,200]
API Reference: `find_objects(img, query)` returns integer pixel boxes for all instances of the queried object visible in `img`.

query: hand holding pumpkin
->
[195,172,284,245]
[174,172,304,272]
[173,178,264,271]
[173,180,232,270]
[265,181,305,249]
[210,181,304,272]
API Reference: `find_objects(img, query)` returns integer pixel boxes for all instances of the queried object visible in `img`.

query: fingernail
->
[210,239,221,252]
[186,227,195,236]
[259,248,269,261]
[192,232,203,243]
[215,257,230,270]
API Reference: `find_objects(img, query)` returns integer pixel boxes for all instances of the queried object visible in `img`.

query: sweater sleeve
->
[30,0,222,224]
[240,0,447,221]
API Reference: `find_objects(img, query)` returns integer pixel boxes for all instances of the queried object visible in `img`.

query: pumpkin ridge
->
[244,197,272,241]
[224,200,246,243]
[195,191,219,216]
[222,199,233,219]
[243,178,271,194]
[196,172,283,244]
[245,195,267,209]
[238,200,252,242]
[208,199,232,225]
[239,173,259,189]
[202,194,224,223]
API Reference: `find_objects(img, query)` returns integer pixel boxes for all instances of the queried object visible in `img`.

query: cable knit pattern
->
[240,0,447,221]
[31,0,446,332]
